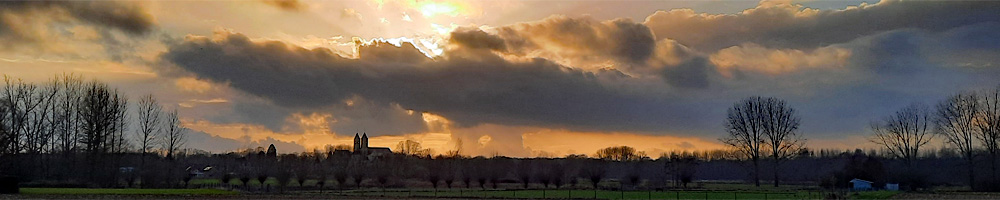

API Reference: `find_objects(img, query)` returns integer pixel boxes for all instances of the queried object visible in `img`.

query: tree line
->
[721,89,1000,191]
[0,74,187,187]
[868,88,1000,191]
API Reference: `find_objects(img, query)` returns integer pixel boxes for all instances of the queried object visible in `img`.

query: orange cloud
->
[710,43,851,77]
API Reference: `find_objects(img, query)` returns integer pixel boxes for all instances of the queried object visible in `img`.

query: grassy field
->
[19,188,238,195]
[304,189,830,199]
[11,179,903,199]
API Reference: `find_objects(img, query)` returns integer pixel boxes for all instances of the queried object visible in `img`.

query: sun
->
[418,1,461,17]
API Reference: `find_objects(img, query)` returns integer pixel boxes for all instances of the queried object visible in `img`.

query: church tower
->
[353,133,361,152]
[361,133,369,151]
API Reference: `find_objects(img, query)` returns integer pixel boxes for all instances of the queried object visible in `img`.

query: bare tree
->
[77,81,129,186]
[595,146,646,161]
[871,104,934,169]
[54,74,83,154]
[396,139,430,156]
[581,159,605,189]
[2,76,45,155]
[164,109,186,159]
[664,152,699,188]
[977,87,1000,184]
[935,93,980,188]
[78,81,128,155]
[136,94,163,179]
[760,97,803,187]
[516,159,534,189]
[720,97,768,187]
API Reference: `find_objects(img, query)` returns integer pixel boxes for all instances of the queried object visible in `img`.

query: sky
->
[2,0,1000,157]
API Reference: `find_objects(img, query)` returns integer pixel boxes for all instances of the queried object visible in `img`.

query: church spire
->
[353,133,361,152]
[361,132,369,151]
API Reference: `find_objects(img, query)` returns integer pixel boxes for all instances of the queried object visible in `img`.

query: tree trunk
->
[969,157,976,190]
[773,161,780,187]
[992,151,998,184]
[753,158,760,187]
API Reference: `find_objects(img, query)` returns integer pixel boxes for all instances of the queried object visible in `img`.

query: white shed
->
[850,178,873,191]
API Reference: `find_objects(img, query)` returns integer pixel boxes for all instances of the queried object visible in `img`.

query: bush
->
[0,176,18,194]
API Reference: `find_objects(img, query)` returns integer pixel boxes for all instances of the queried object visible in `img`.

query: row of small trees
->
[722,88,1000,190]
[0,74,188,187]
[870,87,1000,191]
[197,147,700,193]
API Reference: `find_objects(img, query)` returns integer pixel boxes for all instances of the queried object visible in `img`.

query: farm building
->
[850,179,873,191]
[886,183,899,191]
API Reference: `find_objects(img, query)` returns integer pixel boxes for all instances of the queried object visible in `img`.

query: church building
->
[353,133,392,157]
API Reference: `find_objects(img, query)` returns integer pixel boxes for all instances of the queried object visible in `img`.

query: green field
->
[19,188,238,195]
[303,189,836,199]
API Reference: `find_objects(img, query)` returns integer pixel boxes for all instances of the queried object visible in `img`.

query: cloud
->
[448,27,506,52]
[452,16,656,67]
[341,8,363,20]
[448,16,713,87]
[261,0,307,12]
[162,31,702,133]
[159,1,1000,143]
[710,43,851,77]
[0,1,156,50]
[644,0,1000,52]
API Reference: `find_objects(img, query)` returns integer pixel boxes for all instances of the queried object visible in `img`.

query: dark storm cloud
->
[0,1,156,53]
[768,24,1000,136]
[660,57,710,89]
[449,27,507,52]
[0,1,154,38]
[450,16,711,88]
[452,16,657,64]
[161,31,705,133]
[644,0,1000,52]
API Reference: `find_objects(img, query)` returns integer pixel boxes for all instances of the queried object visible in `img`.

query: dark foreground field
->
[0,187,908,199]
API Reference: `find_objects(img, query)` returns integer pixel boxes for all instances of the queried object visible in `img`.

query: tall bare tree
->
[720,97,770,187]
[871,104,934,169]
[976,87,1000,184]
[77,81,129,186]
[2,76,45,155]
[761,97,802,187]
[136,94,162,186]
[935,93,980,188]
[54,74,83,154]
[164,108,186,159]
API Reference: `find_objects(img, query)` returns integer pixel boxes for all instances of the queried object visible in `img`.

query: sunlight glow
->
[419,1,461,17]
[358,36,445,57]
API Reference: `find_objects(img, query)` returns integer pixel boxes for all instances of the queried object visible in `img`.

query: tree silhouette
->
[935,93,980,188]
[595,146,646,161]
[979,88,1000,187]
[871,104,934,170]
[136,94,162,188]
[396,140,430,156]
[722,97,801,187]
